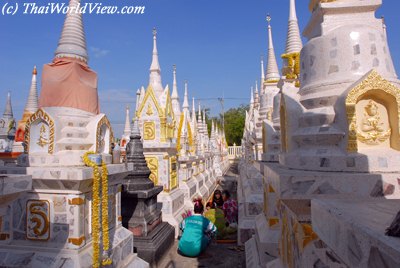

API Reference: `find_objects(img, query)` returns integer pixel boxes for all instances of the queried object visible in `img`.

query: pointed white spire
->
[131,116,141,137]
[3,91,13,119]
[55,0,88,62]
[124,106,131,136]
[24,66,39,114]
[150,28,161,71]
[192,98,196,118]
[149,28,163,95]
[171,65,181,119]
[254,82,259,103]
[285,0,303,54]
[198,102,202,123]
[261,55,265,84]
[182,81,189,110]
[250,87,254,104]
[136,89,141,112]
[202,109,207,134]
[171,65,179,99]
[266,15,281,82]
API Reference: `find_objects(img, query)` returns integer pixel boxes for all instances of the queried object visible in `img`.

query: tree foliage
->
[207,104,248,146]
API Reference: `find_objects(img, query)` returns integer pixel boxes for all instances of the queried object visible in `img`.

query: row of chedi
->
[0,0,229,267]
[240,0,400,268]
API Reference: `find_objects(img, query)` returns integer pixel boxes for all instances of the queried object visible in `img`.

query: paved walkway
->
[156,164,245,268]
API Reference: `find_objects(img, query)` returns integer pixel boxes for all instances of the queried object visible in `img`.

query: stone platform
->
[263,162,400,200]
[312,197,400,268]
[237,161,264,245]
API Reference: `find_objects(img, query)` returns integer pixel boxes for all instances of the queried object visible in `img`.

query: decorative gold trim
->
[268,218,279,227]
[281,52,301,87]
[145,157,159,185]
[24,109,55,154]
[146,104,154,116]
[265,79,280,84]
[298,223,318,251]
[346,70,400,152]
[170,156,178,190]
[176,113,184,152]
[118,216,122,222]
[68,197,85,205]
[268,185,275,193]
[68,235,85,246]
[96,115,114,154]
[26,199,50,241]
[143,121,156,140]
[137,85,164,118]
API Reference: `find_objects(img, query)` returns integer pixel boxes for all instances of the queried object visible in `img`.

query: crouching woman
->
[178,198,217,257]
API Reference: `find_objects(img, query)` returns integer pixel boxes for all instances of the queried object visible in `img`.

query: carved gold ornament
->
[25,109,55,154]
[68,235,85,246]
[346,70,400,152]
[356,100,391,145]
[170,156,178,190]
[145,157,159,185]
[26,200,50,241]
[146,104,154,116]
[37,124,49,148]
[137,86,164,118]
[281,52,301,87]
[176,113,184,152]
[143,121,156,140]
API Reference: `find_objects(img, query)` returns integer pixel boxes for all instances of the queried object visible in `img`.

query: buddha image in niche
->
[357,100,391,145]
[361,100,384,132]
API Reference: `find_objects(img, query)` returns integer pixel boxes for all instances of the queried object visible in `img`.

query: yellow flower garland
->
[83,151,112,267]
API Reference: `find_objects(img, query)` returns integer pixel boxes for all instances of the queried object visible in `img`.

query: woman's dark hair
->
[214,190,222,196]
[193,197,204,214]
[206,201,215,209]
[222,190,231,198]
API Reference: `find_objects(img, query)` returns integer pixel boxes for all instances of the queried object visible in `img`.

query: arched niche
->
[96,116,114,154]
[346,70,400,152]
[25,109,55,154]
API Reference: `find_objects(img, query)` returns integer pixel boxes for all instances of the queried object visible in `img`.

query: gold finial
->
[33,65,37,75]
[153,27,157,37]
[266,14,271,26]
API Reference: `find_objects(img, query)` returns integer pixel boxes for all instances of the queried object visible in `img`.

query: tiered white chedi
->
[239,13,284,246]
[0,0,148,267]
[0,92,16,153]
[13,66,39,153]
[244,0,400,267]
[122,29,229,236]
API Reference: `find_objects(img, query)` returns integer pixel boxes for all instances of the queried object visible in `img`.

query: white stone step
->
[56,138,93,151]
[57,115,91,128]
[60,127,89,139]
[298,106,336,127]
[292,125,344,146]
